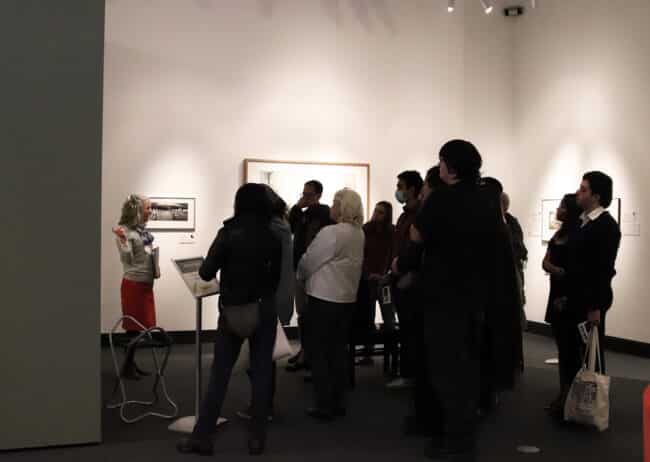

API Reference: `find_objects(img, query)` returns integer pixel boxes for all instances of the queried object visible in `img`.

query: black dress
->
[544,233,570,325]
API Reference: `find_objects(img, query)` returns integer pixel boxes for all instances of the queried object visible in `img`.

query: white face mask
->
[395,190,407,204]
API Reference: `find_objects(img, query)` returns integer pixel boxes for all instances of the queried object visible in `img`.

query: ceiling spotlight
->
[480,0,493,14]
[448,0,455,12]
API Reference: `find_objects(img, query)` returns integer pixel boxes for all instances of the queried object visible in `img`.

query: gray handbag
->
[221,301,260,338]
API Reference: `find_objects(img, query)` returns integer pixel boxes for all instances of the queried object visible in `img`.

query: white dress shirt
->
[297,222,365,304]
[580,206,606,227]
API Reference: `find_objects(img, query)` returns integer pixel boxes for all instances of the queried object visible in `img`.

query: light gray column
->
[0,0,105,450]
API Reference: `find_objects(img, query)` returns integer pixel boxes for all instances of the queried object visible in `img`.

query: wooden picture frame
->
[244,159,371,219]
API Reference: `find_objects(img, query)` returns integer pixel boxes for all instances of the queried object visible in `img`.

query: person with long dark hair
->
[177,183,281,456]
[353,201,395,365]
[543,193,582,416]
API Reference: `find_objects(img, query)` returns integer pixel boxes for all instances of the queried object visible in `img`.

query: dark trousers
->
[295,279,310,364]
[412,308,439,425]
[308,296,352,411]
[394,287,417,378]
[552,312,606,394]
[423,307,482,452]
[246,362,277,411]
[194,298,277,439]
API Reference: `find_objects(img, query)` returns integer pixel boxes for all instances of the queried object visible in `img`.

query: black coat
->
[567,211,621,321]
[415,182,523,389]
[288,204,332,270]
[200,214,281,307]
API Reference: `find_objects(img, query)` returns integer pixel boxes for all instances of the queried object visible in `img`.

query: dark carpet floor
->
[3,333,648,461]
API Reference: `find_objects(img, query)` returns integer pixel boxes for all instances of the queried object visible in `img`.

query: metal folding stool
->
[106,316,179,423]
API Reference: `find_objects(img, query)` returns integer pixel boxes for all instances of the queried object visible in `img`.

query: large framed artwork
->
[147,197,196,231]
[541,197,621,243]
[244,159,371,219]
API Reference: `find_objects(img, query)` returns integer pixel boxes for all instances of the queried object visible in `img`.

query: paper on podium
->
[173,257,219,298]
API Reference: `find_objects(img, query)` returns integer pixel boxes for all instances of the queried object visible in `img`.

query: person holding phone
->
[112,194,159,380]
[286,180,332,373]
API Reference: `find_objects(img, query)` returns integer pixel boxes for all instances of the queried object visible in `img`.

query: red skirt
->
[120,278,157,331]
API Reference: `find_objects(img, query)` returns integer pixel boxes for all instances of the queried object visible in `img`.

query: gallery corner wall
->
[101,0,514,334]
[513,0,650,343]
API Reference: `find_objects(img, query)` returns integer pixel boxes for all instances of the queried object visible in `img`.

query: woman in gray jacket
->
[237,186,295,421]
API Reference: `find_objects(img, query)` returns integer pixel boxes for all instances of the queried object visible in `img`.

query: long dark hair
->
[557,193,581,239]
[375,201,393,227]
[234,183,272,221]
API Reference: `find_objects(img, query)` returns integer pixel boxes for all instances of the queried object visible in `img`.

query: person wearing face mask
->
[387,170,423,389]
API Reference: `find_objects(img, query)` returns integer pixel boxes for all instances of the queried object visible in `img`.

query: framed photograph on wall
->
[147,197,196,231]
[541,199,562,243]
[244,159,370,219]
[541,197,621,243]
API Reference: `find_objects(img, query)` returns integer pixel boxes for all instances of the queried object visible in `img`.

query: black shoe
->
[247,438,265,455]
[120,363,141,381]
[333,407,347,418]
[176,436,214,456]
[306,407,334,421]
[424,445,476,462]
[134,363,152,377]
[285,362,306,372]
[355,356,374,366]
[402,416,433,437]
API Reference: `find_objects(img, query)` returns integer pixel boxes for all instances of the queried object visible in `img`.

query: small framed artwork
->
[541,199,562,243]
[541,197,621,243]
[147,197,196,231]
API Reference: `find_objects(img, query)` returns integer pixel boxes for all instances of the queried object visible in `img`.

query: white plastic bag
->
[564,327,610,431]
[240,321,294,370]
[272,321,294,361]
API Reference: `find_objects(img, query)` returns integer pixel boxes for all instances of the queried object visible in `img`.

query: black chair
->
[348,323,400,388]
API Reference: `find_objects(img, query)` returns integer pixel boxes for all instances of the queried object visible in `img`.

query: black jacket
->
[200,214,281,306]
[567,211,621,320]
[415,181,501,308]
[288,204,332,270]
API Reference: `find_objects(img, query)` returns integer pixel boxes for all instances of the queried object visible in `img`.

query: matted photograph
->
[244,159,370,219]
[147,197,196,231]
[541,197,621,243]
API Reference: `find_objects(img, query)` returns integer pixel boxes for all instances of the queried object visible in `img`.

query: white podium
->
[168,257,228,433]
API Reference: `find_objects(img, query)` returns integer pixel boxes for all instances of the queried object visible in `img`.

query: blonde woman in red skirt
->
[112,194,159,379]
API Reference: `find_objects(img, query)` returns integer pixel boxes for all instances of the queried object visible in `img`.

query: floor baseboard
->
[527,320,650,359]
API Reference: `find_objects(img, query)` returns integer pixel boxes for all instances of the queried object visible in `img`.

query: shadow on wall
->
[253,0,397,32]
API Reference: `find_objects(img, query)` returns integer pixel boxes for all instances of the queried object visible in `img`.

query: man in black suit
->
[558,171,621,403]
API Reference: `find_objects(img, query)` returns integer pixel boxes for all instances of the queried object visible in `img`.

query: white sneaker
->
[236,406,273,421]
[386,378,415,389]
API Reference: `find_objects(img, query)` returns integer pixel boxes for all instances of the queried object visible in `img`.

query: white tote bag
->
[564,327,611,431]
[240,321,294,370]
[272,321,294,361]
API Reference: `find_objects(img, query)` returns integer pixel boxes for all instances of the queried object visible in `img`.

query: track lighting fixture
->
[448,0,455,12]
[479,0,493,14]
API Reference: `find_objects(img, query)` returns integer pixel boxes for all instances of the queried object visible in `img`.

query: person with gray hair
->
[297,188,365,420]
[112,194,159,380]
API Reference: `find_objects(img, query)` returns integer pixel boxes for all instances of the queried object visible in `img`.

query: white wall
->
[101,0,514,332]
[513,0,650,343]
